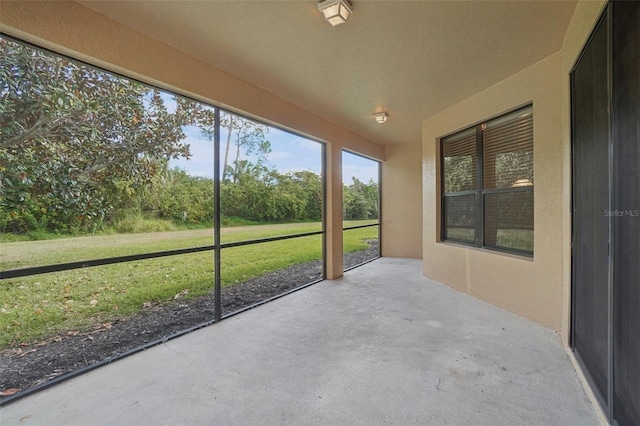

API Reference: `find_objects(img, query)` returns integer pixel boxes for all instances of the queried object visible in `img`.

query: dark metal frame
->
[0,33,353,406]
[569,2,616,422]
[1,268,327,406]
[343,223,381,272]
[605,5,615,420]
[440,105,534,257]
[341,149,382,271]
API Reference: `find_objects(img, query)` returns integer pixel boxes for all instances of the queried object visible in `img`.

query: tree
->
[149,166,214,224]
[219,161,322,223]
[343,177,378,221]
[220,160,272,221]
[289,171,322,221]
[0,37,214,233]
[220,112,271,182]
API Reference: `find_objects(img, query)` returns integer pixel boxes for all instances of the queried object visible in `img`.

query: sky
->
[169,122,379,186]
[160,92,379,185]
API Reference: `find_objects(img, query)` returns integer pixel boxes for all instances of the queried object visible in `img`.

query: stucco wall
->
[422,0,608,339]
[422,52,564,331]
[381,143,423,259]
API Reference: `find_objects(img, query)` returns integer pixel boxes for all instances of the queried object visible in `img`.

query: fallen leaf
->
[0,388,20,397]
[143,302,152,308]
[90,299,98,306]
[19,349,36,358]
[173,290,189,299]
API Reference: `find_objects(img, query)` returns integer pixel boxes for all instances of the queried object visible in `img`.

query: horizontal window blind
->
[483,107,533,189]
[442,128,477,193]
[440,105,534,256]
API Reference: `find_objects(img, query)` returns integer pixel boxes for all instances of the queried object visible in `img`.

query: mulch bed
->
[0,244,378,399]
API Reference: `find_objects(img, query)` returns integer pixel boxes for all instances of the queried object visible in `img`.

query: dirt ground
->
[0,244,378,399]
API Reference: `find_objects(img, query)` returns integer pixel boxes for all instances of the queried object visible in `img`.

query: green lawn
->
[446,227,533,252]
[0,221,378,348]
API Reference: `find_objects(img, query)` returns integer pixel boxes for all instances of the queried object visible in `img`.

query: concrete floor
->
[1,258,598,426]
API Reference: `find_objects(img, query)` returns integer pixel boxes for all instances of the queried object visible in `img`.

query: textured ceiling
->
[78,0,577,146]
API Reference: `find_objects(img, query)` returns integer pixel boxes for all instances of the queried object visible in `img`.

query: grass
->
[446,227,533,252]
[0,221,378,348]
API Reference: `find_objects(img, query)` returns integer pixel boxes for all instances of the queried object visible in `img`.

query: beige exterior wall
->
[382,143,423,259]
[422,0,607,341]
[423,52,564,331]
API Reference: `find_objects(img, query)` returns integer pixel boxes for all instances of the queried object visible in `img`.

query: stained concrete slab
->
[1,258,598,425]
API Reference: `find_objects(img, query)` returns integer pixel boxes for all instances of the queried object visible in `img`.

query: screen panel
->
[571,10,611,405]
[342,151,380,270]
[484,191,533,253]
[443,194,476,243]
[612,1,640,424]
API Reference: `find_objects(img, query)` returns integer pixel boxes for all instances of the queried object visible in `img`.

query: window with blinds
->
[442,128,477,243]
[440,105,534,255]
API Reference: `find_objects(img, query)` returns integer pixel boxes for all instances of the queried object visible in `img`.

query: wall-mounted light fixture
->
[317,0,352,26]
[373,112,388,124]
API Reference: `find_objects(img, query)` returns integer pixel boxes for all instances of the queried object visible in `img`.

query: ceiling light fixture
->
[374,112,388,124]
[317,0,352,26]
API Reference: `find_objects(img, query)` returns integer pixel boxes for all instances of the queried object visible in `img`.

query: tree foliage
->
[0,37,215,233]
[343,177,378,220]
[220,161,323,223]
[0,37,377,236]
